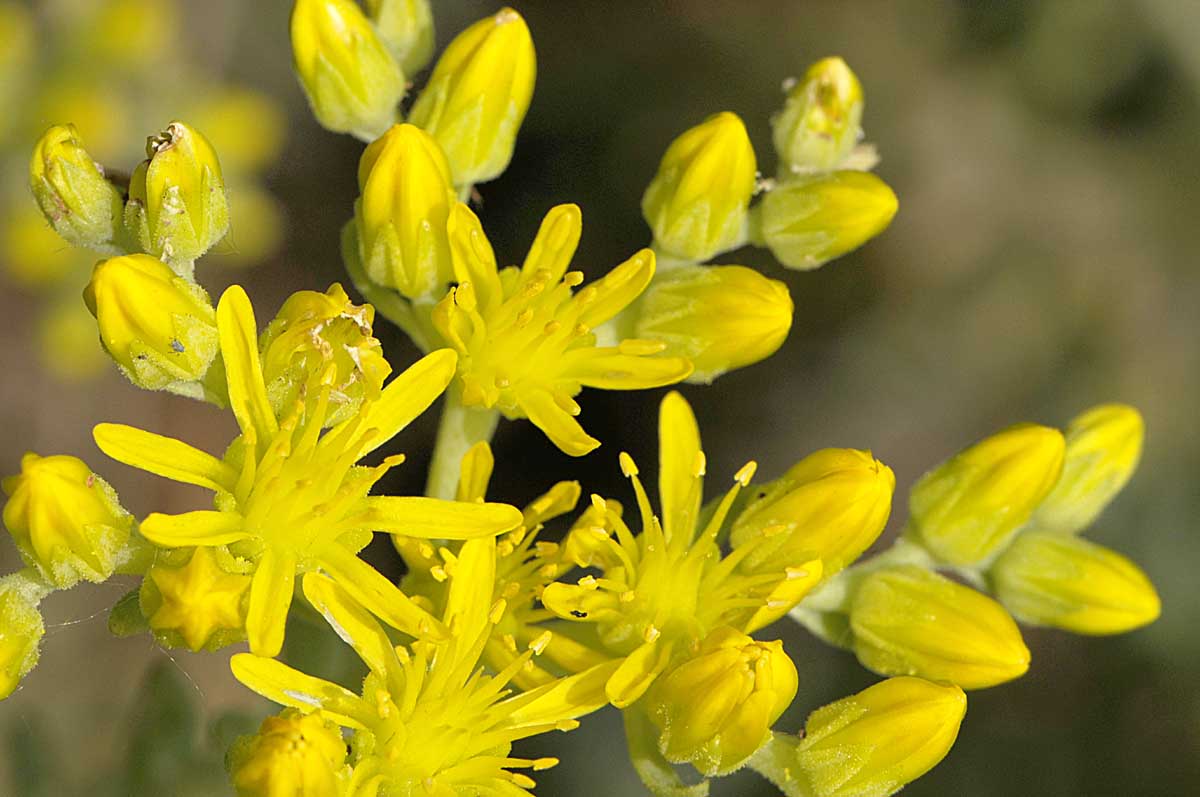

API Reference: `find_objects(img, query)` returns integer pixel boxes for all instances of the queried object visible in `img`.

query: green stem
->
[424,386,499,500]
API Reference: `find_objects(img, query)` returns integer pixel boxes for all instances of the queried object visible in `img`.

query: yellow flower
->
[908,423,1066,567]
[408,8,536,186]
[1030,404,1144,534]
[989,530,1160,635]
[1,452,133,588]
[258,283,392,427]
[730,447,895,580]
[93,285,522,657]
[364,0,435,76]
[755,676,966,797]
[228,709,351,797]
[642,112,757,262]
[772,56,864,173]
[232,539,616,796]
[143,546,252,652]
[290,0,405,140]
[432,203,692,456]
[849,565,1030,689]
[632,264,794,383]
[29,123,124,250]
[353,123,457,299]
[126,121,230,268]
[542,392,823,708]
[757,170,898,271]
[0,576,47,701]
[83,254,220,396]
[647,626,797,776]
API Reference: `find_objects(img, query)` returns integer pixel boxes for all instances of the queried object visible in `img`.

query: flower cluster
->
[0,2,1162,797]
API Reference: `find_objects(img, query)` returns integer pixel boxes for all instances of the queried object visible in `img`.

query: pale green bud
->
[909,423,1066,567]
[772,56,864,173]
[354,123,456,298]
[365,0,435,76]
[1030,404,1143,534]
[1,453,133,588]
[125,122,230,268]
[0,576,46,700]
[632,264,792,383]
[29,124,124,250]
[647,627,797,776]
[408,8,536,185]
[990,530,1159,635]
[291,0,406,140]
[849,565,1030,689]
[757,170,897,271]
[732,448,895,579]
[642,111,757,262]
[83,254,220,394]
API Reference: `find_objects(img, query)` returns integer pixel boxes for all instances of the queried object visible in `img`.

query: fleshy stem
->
[424,384,499,500]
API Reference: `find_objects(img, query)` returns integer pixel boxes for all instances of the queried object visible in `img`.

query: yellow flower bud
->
[632,264,793,383]
[757,170,897,271]
[990,530,1160,635]
[850,566,1030,689]
[1,453,133,588]
[125,121,230,267]
[29,124,124,250]
[0,579,45,701]
[647,627,797,776]
[142,547,251,651]
[909,423,1066,567]
[731,448,894,579]
[259,284,392,426]
[365,0,435,76]
[1031,404,1144,534]
[354,123,456,298]
[772,57,864,173]
[786,676,965,797]
[229,709,350,797]
[408,8,536,185]
[642,111,757,262]
[290,0,405,140]
[83,254,220,393]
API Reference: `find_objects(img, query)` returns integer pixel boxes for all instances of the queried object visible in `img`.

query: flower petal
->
[93,423,238,493]
[217,286,278,445]
[448,203,502,308]
[302,572,401,679]
[606,638,674,708]
[319,543,448,641]
[577,248,655,328]
[658,391,702,543]
[245,548,296,658]
[502,659,622,726]
[741,558,824,634]
[457,441,495,502]
[563,350,693,391]
[360,496,521,538]
[443,538,496,652]
[357,348,457,456]
[520,389,600,457]
[230,653,373,729]
[520,204,582,285]
[139,510,250,547]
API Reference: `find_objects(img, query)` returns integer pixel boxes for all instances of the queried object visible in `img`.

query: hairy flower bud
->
[29,124,124,250]
[2,453,133,588]
[632,264,793,383]
[290,0,405,140]
[772,57,864,173]
[647,627,797,776]
[767,676,966,797]
[125,121,230,267]
[354,123,456,298]
[228,709,350,797]
[990,530,1160,635]
[84,254,219,394]
[642,112,757,262]
[909,423,1065,567]
[1030,404,1143,534]
[259,284,392,426]
[731,448,894,578]
[408,8,536,185]
[849,566,1030,689]
[757,170,897,271]
[0,578,45,701]
[365,0,435,75]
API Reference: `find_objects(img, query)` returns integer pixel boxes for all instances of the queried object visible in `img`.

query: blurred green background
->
[1,0,1198,794]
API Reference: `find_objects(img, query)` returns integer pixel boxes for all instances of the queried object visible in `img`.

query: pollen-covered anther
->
[489,599,508,625]
[619,452,639,477]
[643,625,661,643]
[528,630,552,655]
[735,461,758,487]
[532,757,559,771]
